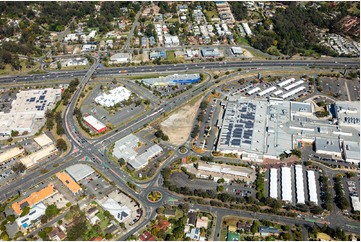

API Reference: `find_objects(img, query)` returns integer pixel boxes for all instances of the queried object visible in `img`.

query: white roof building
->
[65,164,95,182]
[280,86,306,99]
[284,80,304,91]
[257,86,277,96]
[307,170,318,205]
[81,44,96,52]
[269,168,278,199]
[343,141,360,164]
[277,78,295,87]
[281,167,292,202]
[231,47,244,55]
[247,87,261,95]
[241,22,252,36]
[0,147,24,164]
[83,115,106,133]
[129,144,163,170]
[295,165,305,204]
[314,138,342,157]
[95,86,132,107]
[34,133,53,147]
[64,33,78,42]
[20,144,57,168]
[110,53,132,64]
[164,34,179,47]
[61,57,89,67]
[113,134,139,161]
[351,196,360,211]
[100,198,131,223]
[0,88,61,136]
[16,202,46,229]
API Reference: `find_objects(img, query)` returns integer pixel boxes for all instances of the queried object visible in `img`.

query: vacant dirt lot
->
[161,98,202,146]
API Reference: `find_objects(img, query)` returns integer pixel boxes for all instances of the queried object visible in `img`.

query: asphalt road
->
[0,59,358,84]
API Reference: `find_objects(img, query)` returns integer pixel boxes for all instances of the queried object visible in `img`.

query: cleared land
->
[161,97,202,146]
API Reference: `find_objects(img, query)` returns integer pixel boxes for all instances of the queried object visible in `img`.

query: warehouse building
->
[283,80,304,91]
[65,164,95,182]
[314,137,342,157]
[307,170,318,205]
[257,86,277,97]
[281,167,292,203]
[294,165,305,204]
[0,88,61,136]
[109,53,132,63]
[83,115,106,133]
[0,147,24,165]
[12,183,57,215]
[343,141,360,164]
[201,48,220,58]
[269,168,278,199]
[20,144,57,168]
[95,86,132,107]
[140,73,200,87]
[333,101,360,127]
[280,86,306,99]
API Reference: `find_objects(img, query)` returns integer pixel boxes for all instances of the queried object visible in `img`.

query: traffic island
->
[147,191,163,203]
[178,146,188,154]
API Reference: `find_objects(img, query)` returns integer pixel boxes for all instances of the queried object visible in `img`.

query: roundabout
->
[178,145,189,155]
[147,190,163,203]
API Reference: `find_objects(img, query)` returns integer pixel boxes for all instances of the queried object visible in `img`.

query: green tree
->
[216,185,224,192]
[45,204,60,219]
[251,220,260,234]
[11,130,19,137]
[118,158,126,166]
[217,178,225,184]
[20,206,30,217]
[12,162,26,173]
[56,138,67,151]
[7,215,15,222]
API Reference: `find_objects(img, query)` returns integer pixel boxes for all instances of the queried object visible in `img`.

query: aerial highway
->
[0,59,358,84]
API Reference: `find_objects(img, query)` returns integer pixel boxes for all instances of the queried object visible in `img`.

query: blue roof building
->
[149,36,156,46]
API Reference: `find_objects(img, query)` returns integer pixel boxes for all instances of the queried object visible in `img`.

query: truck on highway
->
[119,70,128,73]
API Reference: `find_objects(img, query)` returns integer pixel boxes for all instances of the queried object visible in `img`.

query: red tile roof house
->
[139,231,156,241]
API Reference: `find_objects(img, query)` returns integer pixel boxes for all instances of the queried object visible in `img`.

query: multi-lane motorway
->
[0,59,359,240]
[0,59,358,84]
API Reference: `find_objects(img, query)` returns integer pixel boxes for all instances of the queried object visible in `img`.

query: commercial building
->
[34,133,53,147]
[20,144,57,168]
[231,47,244,55]
[113,134,163,170]
[81,44,96,52]
[99,198,130,223]
[65,164,95,182]
[129,144,163,170]
[350,196,360,212]
[0,88,61,136]
[0,147,24,165]
[294,165,305,204]
[61,57,88,67]
[56,172,82,195]
[201,48,220,58]
[269,168,278,199]
[109,53,132,63]
[83,115,106,133]
[16,202,46,229]
[343,141,360,164]
[281,167,292,202]
[12,183,56,215]
[197,162,252,178]
[140,73,200,87]
[314,137,342,157]
[95,86,132,107]
[307,170,318,205]
[334,101,360,127]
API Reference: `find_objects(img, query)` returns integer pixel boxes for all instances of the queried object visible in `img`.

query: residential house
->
[90,237,103,241]
[259,226,280,237]
[236,221,251,233]
[186,227,200,241]
[196,216,209,229]
[154,219,171,231]
[188,212,197,226]
[163,209,176,218]
[49,227,66,241]
[228,225,237,232]
[139,231,156,241]
[141,37,147,47]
